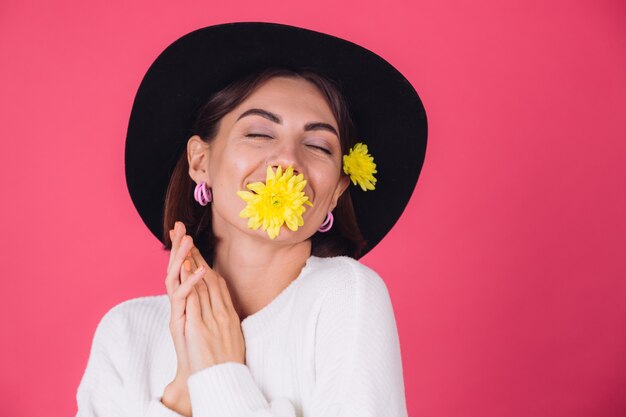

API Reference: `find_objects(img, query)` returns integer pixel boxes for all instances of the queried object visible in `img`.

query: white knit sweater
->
[76,255,408,417]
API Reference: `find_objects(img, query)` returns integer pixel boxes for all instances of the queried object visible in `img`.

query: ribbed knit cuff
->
[144,397,186,417]
[187,362,270,417]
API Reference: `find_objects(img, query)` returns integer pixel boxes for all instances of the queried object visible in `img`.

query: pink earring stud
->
[318,211,334,232]
[194,182,212,206]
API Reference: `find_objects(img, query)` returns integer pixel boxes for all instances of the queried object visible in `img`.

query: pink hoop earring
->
[194,182,212,206]
[318,211,334,232]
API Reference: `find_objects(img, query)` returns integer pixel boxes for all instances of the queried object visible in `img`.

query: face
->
[188,76,350,243]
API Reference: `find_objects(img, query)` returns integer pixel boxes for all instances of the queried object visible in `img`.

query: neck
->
[211,226,312,322]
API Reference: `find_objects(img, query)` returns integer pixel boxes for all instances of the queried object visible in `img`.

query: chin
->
[246,225,314,243]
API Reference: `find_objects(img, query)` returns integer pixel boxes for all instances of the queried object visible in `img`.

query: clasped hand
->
[166,221,246,376]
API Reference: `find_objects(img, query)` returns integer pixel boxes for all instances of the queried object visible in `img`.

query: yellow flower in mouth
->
[343,142,377,191]
[236,165,314,240]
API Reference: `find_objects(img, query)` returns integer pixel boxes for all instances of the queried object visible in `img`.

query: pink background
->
[1,0,625,415]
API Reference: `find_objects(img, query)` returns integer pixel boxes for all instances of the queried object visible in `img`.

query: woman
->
[76,22,427,417]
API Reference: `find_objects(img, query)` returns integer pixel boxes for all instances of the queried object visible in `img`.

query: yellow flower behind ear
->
[236,165,313,240]
[343,142,377,191]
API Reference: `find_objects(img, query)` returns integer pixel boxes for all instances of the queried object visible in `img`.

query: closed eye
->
[246,134,331,155]
[245,133,272,138]
[308,144,332,155]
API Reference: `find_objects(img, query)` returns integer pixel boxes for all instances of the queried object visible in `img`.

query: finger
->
[181,257,192,284]
[183,258,198,285]
[218,276,236,314]
[185,253,212,324]
[166,234,192,297]
[168,275,191,375]
[190,246,210,270]
[167,221,186,272]
[198,280,214,327]
[206,272,228,320]
[171,266,205,322]
[187,254,197,273]
[167,225,178,272]
[191,246,235,312]
[165,235,195,298]
[180,259,198,302]
[184,266,203,326]
[186,254,199,281]
[187,254,205,294]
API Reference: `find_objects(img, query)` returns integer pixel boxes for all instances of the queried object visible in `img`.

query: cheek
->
[211,150,265,209]
[215,149,258,184]
[308,171,340,204]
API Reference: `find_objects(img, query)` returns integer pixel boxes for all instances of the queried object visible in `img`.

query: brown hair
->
[162,66,367,265]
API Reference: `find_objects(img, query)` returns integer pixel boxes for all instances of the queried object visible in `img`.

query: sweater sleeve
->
[185,260,408,417]
[75,304,185,417]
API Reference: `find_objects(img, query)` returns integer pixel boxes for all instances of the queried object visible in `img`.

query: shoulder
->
[310,256,402,374]
[308,255,390,297]
[307,255,393,314]
[94,294,170,339]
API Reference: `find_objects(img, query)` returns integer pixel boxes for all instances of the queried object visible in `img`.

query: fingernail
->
[193,266,205,274]
[183,259,191,272]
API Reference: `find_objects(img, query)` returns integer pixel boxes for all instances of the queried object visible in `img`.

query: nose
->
[268,141,302,176]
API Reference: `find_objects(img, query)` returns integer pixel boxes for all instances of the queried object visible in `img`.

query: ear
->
[329,175,351,212]
[187,135,211,185]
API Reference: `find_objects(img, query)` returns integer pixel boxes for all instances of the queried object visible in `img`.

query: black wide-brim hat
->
[125,21,427,258]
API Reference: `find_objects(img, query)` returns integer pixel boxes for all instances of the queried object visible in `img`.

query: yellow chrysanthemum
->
[236,165,314,240]
[343,142,377,191]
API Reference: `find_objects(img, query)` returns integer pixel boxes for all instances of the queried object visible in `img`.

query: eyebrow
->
[236,108,339,138]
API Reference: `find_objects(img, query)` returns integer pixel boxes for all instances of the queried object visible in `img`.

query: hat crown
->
[125,22,427,258]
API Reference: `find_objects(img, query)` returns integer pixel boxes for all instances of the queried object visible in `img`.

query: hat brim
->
[125,21,428,258]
